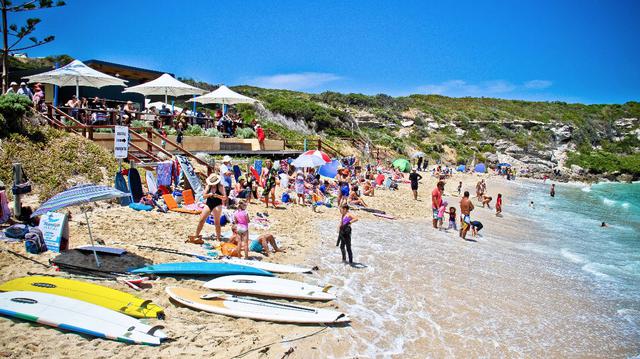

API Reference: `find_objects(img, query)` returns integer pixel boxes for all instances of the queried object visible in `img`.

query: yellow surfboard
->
[0,276,164,319]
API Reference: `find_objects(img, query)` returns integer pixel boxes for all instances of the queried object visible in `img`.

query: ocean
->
[310,181,640,358]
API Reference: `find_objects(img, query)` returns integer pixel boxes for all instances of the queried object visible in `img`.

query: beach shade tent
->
[188,85,258,106]
[411,151,426,159]
[24,59,127,99]
[319,159,340,179]
[123,73,206,104]
[31,184,130,267]
[497,162,512,167]
[457,165,466,172]
[291,150,332,168]
[392,158,412,172]
[474,163,487,173]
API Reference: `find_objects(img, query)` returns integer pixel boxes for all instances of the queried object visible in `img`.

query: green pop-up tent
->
[392,158,411,172]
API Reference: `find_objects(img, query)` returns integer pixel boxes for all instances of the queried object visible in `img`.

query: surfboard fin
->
[200,292,225,300]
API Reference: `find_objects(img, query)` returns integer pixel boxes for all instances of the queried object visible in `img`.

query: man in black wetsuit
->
[409,168,422,200]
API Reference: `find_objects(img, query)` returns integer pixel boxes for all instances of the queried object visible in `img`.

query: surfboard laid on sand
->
[129,262,274,277]
[373,213,396,220]
[166,287,349,324]
[0,276,163,319]
[221,258,312,274]
[203,275,336,301]
[0,291,166,345]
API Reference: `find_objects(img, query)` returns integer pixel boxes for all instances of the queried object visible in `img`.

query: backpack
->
[24,227,46,254]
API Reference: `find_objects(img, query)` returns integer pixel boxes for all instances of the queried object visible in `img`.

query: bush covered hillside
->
[226,85,640,181]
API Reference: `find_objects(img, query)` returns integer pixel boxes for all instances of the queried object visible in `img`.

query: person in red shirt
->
[431,181,445,228]
[496,193,503,216]
[255,124,265,150]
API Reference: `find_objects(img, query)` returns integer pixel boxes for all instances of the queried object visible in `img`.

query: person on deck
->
[17,82,33,100]
[122,101,136,125]
[5,81,18,94]
[256,124,265,150]
[431,181,445,228]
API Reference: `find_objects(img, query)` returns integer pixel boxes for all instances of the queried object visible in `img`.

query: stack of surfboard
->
[0,276,166,345]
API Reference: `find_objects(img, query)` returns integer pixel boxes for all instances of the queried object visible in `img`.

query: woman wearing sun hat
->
[190,173,227,243]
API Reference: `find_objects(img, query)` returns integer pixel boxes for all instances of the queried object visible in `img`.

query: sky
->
[10,0,640,104]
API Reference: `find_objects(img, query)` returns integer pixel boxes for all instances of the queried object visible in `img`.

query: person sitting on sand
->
[249,233,285,257]
[234,200,250,259]
[482,195,493,209]
[470,220,483,237]
[447,207,457,231]
[348,185,367,207]
[337,204,358,264]
[496,193,503,216]
[362,180,375,197]
[460,191,474,240]
[191,174,226,244]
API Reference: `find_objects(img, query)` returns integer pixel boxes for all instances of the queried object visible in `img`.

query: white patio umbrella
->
[24,59,127,98]
[188,85,258,105]
[123,73,206,104]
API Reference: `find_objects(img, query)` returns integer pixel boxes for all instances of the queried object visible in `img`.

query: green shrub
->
[184,124,204,136]
[162,125,177,135]
[0,93,33,137]
[205,128,221,137]
[130,120,150,128]
[236,127,255,139]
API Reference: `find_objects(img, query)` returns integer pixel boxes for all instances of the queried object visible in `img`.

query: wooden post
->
[88,126,93,140]
[146,128,153,153]
[12,163,22,218]
[317,139,322,151]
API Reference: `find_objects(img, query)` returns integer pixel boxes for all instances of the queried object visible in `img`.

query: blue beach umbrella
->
[319,160,340,178]
[32,184,130,266]
[474,163,486,173]
[457,165,466,172]
[498,162,512,167]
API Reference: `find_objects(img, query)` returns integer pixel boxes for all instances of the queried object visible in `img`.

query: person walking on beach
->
[409,168,422,200]
[337,204,358,264]
[431,181,445,228]
[460,191,474,240]
[550,184,556,197]
[496,193,503,216]
[191,174,226,243]
[261,159,278,208]
[457,181,462,195]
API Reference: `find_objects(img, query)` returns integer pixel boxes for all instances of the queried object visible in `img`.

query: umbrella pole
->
[83,208,101,267]
[75,78,79,99]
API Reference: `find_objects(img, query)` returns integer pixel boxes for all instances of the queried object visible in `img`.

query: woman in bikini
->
[190,173,226,244]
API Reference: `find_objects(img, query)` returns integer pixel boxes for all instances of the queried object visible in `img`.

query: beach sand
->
[0,171,520,358]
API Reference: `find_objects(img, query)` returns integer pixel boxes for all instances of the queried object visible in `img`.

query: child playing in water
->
[496,193,502,216]
[233,200,250,259]
[447,206,457,231]
[437,200,448,230]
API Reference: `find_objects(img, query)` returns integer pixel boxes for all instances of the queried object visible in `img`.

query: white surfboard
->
[166,287,349,324]
[0,291,166,345]
[220,258,312,274]
[203,275,336,301]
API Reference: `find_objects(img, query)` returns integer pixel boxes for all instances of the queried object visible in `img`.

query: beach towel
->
[114,172,131,206]
[128,168,144,204]
[162,194,201,215]
[129,203,153,211]
[146,171,158,195]
[156,162,172,186]
[0,191,10,224]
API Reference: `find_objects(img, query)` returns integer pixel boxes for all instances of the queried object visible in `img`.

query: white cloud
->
[246,72,341,91]
[524,80,553,89]
[419,79,552,97]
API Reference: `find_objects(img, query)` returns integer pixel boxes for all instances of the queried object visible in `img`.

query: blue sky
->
[11,0,640,103]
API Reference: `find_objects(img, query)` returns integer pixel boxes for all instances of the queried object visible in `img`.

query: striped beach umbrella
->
[291,150,331,168]
[32,184,130,267]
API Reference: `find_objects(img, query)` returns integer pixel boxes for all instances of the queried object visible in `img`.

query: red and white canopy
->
[291,150,332,168]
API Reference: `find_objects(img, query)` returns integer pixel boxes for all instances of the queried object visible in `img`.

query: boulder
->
[551,125,572,142]
[614,118,638,129]
[494,139,512,151]
[505,145,524,155]
[485,152,499,164]
[570,164,585,175]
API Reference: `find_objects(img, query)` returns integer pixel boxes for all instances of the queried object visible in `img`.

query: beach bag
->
[12,168,32,195]
[5,224,29,239]
[24,228,46,254]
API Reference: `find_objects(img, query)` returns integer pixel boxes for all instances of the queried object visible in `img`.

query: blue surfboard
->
[128,262,274,277]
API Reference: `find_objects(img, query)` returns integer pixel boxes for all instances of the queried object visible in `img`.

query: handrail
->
[147,128,214,171]
[128,141,161,162]
[47,104,86,127]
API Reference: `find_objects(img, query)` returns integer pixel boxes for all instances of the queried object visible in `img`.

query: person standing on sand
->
[550,184,556,197]
[191,174,226,244]
[337,204,358,264]
[476,180,483,200]
[261,160,278,209]
[460,191,474,239]
[457,181,462,195]
[409,168,422,200]
[496,193,503,216]
[417,157,423,172]
[431,181,445,228]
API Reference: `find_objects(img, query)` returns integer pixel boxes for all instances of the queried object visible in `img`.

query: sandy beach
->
[0,173,640,358]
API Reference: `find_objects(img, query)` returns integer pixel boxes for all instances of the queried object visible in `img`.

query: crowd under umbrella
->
[31,184,130,267]
[24,59,127,99]
[123,73,206,107]
[188,85,259,114]
[291,150,332,168]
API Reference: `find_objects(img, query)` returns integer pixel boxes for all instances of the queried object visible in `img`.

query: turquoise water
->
[513,181,640,304]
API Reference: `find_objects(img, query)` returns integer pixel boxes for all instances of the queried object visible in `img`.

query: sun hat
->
[222,155,232,163]
[206,174,221,186]
[9,81,17,86]
[19,82,26,86]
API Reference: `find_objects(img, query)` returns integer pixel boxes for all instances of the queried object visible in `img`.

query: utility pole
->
[2,1,8,93]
